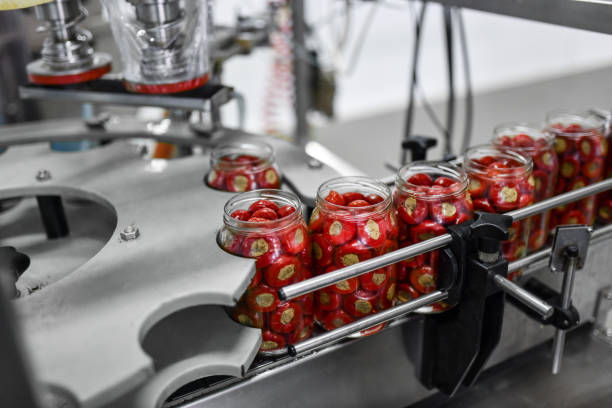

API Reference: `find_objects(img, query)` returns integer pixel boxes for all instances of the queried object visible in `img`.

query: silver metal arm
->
[492,274,554,319]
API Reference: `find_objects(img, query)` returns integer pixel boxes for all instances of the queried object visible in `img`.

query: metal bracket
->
[549,225,592,272]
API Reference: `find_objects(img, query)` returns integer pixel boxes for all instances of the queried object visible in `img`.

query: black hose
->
[443,6,455,158]
[456,8,474,154]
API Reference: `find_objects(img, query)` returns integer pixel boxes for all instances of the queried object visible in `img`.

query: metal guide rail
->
[279,177,612,356]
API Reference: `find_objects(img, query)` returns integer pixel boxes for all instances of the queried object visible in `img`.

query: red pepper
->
[410,220,446,242]
[507,221,522,242]
[582,158,604,180]
[226,171,256,192]
[560,210,586,225]
[248,268,262,289]
[396,283,421,303]
[472,156,495,166]
[309,207,324,232]
[334,240,372,267]
[429,200,459,225]
[473,197,495,213]
[397,195,428,225]
[433,176,455,187]
[456,211,471,224]
[270,302,303,334]
[365,193,384,204]
[385,211,399,238]
[400,252,426,268]
[407,173,433,186]
[554,178,566,196]
[489,182,520,212]
[233,305,264,329]
[519,193,534,208]
[251,207,278,220]
[323,216,356,245]
[568,177,587,192]
[249,199,280,213]
[231,209,251,221]
[241,235,282,268]
[356,217,387,247]
[578,136,597,160]
[219,229,243,254]
[290,317,313,344]
[528,229,546,251]
[359,269,389,291]
[410,266,436,294]
[554,135,575,155]
[373,239,397,257]
[380,282,396,309]
[468,177,488,198]
[298,293,314,315]
[246,284,279,312]
[261,330,286,351]
[533,149,556,171]
[328,272,359,295]
[325,190,346,206]
[347,199,371,207]
[342,192,365,203]
[235,154,259,163]
[311,233,334,267]
[513,133,535,147]
[247,217,270,223]
[532,170,549,199]
[498,135,513,146]
[519,175,536,195]
[321,309,354,331]
[256,167,281,188]
[315,288,342,311]
[343,290,377,318]
[278,205,296,218]
[559,156,580,179]
[207,169,226,189]
[359,321,386,337]
[264,255,302,288]
[598,198,612,221]
[281,224,307,254]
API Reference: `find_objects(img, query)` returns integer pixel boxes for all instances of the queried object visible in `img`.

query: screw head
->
[36,169,52,182]
[307,158,323,169]
[120,225,140,241]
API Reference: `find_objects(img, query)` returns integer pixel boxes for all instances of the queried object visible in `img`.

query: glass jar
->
[393,161,472,312]
[464,145,534,280]
[597,116,612,223]
[546,110,606,228]
[218,189,313,354]
[492,122,558,251]
[309,177,398,335]
[207,142,281,192]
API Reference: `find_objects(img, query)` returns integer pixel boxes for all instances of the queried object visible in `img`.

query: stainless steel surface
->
[552,254,578,375]
[593,286,612,344]
[493,274,554,320]
[280,234,453,300]
[430,0,612,36]
[35,169,52,182]
[291,290,448,355]
[507,178,612,221]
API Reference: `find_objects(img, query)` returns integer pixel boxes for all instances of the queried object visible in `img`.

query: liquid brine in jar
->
[393,161,472,312]
[546,110,606,228]
[218,190,313,354]
[464,146,534,280]
[309,177,398,336]
[492,122,558,251]
[207,141,281,192]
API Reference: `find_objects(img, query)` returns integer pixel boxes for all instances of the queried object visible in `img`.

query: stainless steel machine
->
[2,1,612,408]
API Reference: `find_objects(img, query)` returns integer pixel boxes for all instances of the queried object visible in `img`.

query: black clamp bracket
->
[402,135,437,162]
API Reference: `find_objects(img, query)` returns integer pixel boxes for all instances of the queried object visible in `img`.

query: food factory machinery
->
[2,1,612,408]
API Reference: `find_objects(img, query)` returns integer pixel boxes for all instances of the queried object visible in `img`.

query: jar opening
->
[545,110,605,138]
[211,141,275,172]
[222,189,302,235]
[463,145,533,180]
[395,161,468,201]
[492,122,554,152]
[316,176,392,218]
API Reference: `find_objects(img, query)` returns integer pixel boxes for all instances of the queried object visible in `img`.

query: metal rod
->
[279,234,453,300]
[492,274,554,319]
[290,290,448,356]
[291,0,309,146]
[507,178,612,221]
[552,254,578,375]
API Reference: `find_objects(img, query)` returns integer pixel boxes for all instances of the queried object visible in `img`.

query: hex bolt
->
[120,225,140,241]
[36,169,52,182]
[307,158,323,169]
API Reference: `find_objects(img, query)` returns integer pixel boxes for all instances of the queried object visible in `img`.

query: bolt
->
[307,158,323,169]
[36,169,52,182]
[120,225,140,241]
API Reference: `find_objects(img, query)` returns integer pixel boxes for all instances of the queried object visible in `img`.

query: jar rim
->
[492,121,555,151]
[211,141,275,170]
[544,109,605,138]
[316,176,393,218]
[222,189,302,234]
[395,161,469,200]
[463,144,533,179]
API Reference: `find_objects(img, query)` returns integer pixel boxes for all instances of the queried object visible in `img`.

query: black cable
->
[400,1,428,165]
[456,8,474,153]
[443,6,455,158]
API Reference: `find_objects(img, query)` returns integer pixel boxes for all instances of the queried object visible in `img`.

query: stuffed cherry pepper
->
[546,110,606,228]
[207,141,281,192]
[309,177,398,335]
[393,161,472,312]
[464,146,534,280]
[597,115,612,224]
[218,190,313,354]
[493,122,558,251]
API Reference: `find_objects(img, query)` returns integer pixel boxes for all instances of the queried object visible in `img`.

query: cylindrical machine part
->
[103,0,210,94]
[27,0,112,85]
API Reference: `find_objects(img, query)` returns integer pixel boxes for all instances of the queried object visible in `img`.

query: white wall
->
[214,1,612,133]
